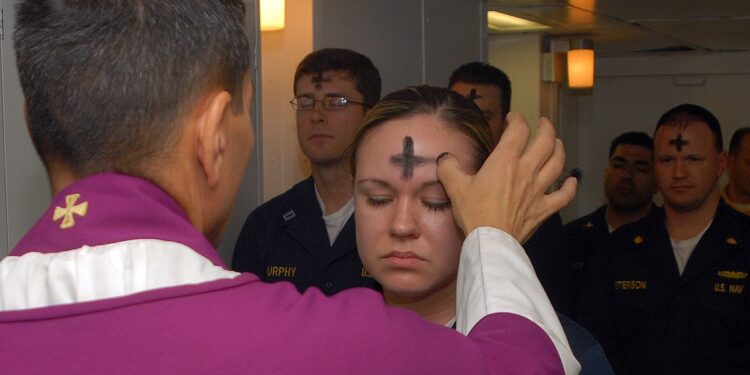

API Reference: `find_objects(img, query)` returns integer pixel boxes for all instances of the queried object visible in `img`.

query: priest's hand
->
[436,113,577,243]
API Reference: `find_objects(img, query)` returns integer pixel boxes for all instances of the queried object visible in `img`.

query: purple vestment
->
[0,173,563,374]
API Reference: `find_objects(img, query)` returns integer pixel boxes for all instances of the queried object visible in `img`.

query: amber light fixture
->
[260,0,285,31]
[567,48,594,88]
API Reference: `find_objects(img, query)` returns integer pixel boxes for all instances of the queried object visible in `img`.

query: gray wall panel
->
[314,0,484,96]
[423,0,484,86]
[1,3,50,258]
[314,0,424,95]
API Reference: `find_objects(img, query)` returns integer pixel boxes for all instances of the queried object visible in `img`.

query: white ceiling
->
[488,0,750,56]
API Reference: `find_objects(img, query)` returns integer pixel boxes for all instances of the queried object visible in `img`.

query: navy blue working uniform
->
[565,204,658,317]
[579,201,750,374]
[233,177,376,295]
[565,204,609,293]
[525,213,574,316]
[565,205,609,319]
[556,313,614,375]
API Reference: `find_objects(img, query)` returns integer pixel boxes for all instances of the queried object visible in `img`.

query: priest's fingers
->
[519,176,577,242]
[437,114,576,242]
[550,175,578,214]
[487,112,529,164]
[435,152,472,234]
[438,116,534,239]
[522,117,557,175]
[524,136,577,236]
[532,138,567,197]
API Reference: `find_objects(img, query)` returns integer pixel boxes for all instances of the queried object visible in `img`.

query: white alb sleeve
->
[456,227,581,375]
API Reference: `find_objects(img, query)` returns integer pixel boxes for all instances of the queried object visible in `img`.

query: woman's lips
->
[383,251,425,267]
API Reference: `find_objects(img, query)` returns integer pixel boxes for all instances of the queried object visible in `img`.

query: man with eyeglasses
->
[233,48,381,295]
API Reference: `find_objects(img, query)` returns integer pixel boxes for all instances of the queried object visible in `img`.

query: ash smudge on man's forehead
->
[467,88,479,101]
[389,136,432,179]
[311,72,327,89]
[669,133,690,152]
[310,72,347,90]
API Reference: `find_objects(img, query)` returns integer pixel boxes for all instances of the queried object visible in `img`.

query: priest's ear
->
[195,90,232,188]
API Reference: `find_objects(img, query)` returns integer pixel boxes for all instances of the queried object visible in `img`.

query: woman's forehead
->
[388,136,434,179]
[361,118,453,157]
[357,116,476,173]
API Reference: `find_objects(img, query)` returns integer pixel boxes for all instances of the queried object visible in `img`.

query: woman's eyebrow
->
[419,180,444,191]
[355,178,392,188]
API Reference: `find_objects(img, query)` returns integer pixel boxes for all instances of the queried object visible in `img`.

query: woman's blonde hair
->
[349,85,494,176]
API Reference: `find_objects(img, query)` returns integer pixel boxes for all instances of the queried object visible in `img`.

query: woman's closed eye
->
[423,199,451,212]
[366,196,393,207]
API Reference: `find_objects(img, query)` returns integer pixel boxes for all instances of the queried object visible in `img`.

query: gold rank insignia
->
[633,235,644,244]
[53,193,88,229]
[726,237,738,245]
[718,271,748,279]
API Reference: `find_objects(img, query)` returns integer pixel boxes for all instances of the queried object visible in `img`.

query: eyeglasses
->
[289,96,365,111]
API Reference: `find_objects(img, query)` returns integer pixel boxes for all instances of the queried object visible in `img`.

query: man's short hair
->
[655,103,723,152]
[293,48,381,109]
[729,127,750,156]
[448,62,511,118]
[609,132,653,158]
[15,0,250,177]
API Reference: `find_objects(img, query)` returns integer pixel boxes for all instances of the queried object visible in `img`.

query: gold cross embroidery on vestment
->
[53,193,89,229]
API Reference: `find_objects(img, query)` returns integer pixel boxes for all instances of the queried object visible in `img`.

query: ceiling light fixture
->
[487,11,549,33]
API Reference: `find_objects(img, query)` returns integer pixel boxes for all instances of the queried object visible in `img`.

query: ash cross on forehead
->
[669,133,690,152]
[389,136,431,179]
[467,88,479,101]
[311,72,329,90]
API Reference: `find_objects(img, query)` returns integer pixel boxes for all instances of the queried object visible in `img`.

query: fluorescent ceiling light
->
[487,11,549,32]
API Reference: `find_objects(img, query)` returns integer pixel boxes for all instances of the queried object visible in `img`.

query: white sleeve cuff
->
[456,227,580,375]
